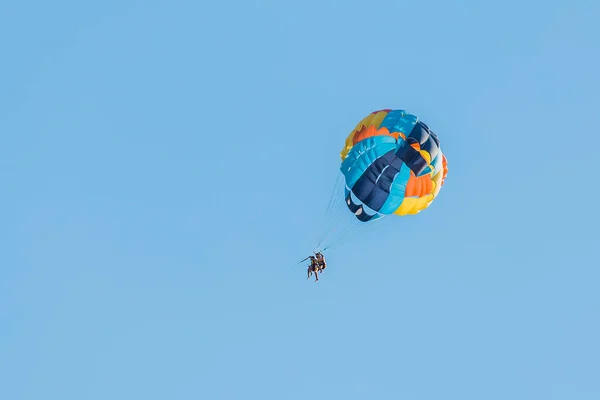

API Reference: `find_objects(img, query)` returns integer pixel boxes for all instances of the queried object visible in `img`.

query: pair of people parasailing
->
[306,252,327,282]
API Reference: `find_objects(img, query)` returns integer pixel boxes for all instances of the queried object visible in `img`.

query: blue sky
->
[2,0,599,399]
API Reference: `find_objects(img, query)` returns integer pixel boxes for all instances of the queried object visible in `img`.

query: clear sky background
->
[2,0,599,399]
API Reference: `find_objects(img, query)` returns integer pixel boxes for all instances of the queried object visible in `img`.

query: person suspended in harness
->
[315,252,327,273]
[305,252,327,282]
[307,255,321,282]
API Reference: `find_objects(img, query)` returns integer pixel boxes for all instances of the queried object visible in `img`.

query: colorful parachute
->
[313,109,448,252]
[340,109,448,222]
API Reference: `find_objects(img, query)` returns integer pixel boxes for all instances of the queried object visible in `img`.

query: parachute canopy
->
[340,109,448,222]
[313,108,448,252]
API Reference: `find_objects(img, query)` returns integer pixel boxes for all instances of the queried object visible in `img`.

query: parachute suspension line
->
[313,171,346,251]
[316,214,349,251]
[326,172,344,216]
[312,169,388,253]
[327,220,364,248]
[318,172,344,233]
[315,189,351,250]
[320,215,380,252]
